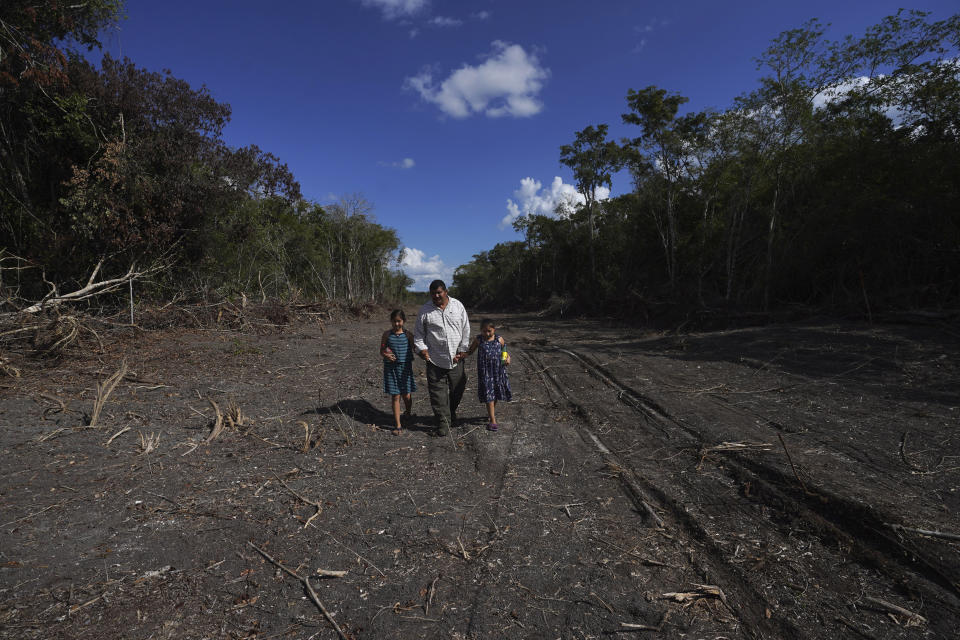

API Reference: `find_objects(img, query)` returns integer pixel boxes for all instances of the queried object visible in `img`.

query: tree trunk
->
[763,174,780,311]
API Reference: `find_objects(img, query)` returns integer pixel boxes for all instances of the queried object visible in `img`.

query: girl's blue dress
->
[383,331,416,395]
[476,334,512,402]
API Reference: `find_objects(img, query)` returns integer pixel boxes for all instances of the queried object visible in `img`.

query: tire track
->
[570,345,960,600]
[528,342,960,638]
[522,346,803,639]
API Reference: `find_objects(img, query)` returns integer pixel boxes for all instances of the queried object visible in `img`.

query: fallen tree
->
[20,258,162,314]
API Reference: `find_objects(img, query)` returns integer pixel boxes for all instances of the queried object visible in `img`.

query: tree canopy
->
[454,10,960,318]
[0,2,412,307]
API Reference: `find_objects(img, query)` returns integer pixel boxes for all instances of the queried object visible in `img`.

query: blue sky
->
[98,1,957,290]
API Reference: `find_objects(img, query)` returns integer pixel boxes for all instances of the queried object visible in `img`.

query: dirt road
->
[1,311,958,638]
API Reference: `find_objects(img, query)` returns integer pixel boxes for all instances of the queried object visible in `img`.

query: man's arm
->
[413,308,430,360]
[458,303,471,354]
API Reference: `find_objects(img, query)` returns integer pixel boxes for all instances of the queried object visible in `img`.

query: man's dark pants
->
[426,361,466,434]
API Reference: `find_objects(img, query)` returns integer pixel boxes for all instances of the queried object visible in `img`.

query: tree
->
[559,125,622,284]
[621,87,696,292]
[0,1,124,266]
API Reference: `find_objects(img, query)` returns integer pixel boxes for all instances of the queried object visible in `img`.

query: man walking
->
[414,280,470,436]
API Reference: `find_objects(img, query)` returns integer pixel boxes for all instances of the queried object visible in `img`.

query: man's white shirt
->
[413,297,471,369]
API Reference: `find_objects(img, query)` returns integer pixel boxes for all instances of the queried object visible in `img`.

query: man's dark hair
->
[429,279,447,292]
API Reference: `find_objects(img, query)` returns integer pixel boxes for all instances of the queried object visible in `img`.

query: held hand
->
[505,354,511,366]
[421,349,431,362]
[454,351,467,363]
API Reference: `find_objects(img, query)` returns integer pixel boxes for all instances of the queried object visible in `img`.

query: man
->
[413,280,470,436]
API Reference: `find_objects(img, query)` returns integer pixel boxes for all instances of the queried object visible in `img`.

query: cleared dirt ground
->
[1,308,958,639]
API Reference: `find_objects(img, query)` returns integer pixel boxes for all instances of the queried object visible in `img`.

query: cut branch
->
[247,542,348,640]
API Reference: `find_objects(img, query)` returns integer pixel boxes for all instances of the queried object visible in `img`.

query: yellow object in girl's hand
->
[501,350,508,363]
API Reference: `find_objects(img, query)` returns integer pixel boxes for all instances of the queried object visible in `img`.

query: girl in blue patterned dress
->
[381,309,416,435]
[465,319,512,431]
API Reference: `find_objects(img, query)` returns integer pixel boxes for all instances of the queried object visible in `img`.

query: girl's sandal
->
[392,427,403,436]
[487,422,498,432]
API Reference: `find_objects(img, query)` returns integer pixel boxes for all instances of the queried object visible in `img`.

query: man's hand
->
[420,349,430,361]
[454,351,466,363]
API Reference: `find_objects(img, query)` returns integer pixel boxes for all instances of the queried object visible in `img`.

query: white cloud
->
[472,11,491,20]
[812,76,872,110]
[501,176,610,228]
[429,16,462,27]
[380,157,416,169]
[360,0,427,20]
[405,41,549,119]
[400,248,452,290]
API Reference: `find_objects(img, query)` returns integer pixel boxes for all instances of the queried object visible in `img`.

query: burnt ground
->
[1,309,959,639]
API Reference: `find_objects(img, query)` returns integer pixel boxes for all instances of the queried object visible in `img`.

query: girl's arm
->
[380,331,397,360]
[465,336,479,356]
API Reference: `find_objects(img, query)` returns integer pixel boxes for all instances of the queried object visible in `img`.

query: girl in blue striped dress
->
[381,309,416,435]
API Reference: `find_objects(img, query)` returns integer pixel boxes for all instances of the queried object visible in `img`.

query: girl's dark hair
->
[480,318,495,329]
[390,309,406,321]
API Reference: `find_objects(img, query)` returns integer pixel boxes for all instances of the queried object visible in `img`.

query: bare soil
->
[1,309,959,639]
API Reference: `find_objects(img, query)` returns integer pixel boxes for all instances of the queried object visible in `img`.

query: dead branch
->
[0,354,21,377]
[886,523,960,543]
[225,399,247,429]
[777,433,814,496]
[22,258,164,314]
[105,426,130,445]
[861,596,926,625]
[298,420,311,452]
[323,532,386,577]
[661,584,727,606]
[33,314,79,355]
[88,360,128,428]
[425,576,439,615]
[456,536,471,560]
[138,431,160,455]
[899,432,946,474]
[38,393,79,420]
[175,440,199,456]
[275,474,323,529]
[706,441,772,452]
[619,611,670,632]
[206,399,224,442]
[590,591,615,613]
[247,542,348,640]
[835,616,879,639]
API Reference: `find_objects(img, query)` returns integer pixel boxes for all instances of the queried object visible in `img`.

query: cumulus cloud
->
[360,0,427,20]
[405,41,549,119]
[380,157,416,169]
[401,248,451,290]
[501,177,610,228]
[472,10,491,20]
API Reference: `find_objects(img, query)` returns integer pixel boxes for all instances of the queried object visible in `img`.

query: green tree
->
[559,124,622,285]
